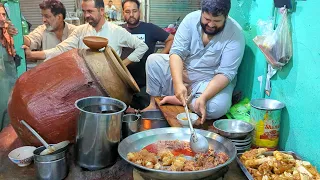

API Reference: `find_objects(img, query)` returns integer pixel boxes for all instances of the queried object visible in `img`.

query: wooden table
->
[154,97,217,131]
[0,125,247,180]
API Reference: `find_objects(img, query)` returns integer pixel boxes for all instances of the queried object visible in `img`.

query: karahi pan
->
[118,127,236,180]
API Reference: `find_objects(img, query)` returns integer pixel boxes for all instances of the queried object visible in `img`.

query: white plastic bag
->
[254,9,292,69]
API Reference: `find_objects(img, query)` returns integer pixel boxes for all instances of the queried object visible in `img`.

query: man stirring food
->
[144,0,245,124]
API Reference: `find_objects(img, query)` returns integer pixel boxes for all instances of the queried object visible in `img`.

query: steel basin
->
[118,127,236,180]
[213,119,254,139]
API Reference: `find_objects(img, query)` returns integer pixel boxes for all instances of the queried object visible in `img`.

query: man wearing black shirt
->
[121,0,174,109]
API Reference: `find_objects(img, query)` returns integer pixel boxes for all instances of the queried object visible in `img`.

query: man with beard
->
[121,0,174,109]
[24,0,148,66]
[23,0,76,63]
[144,0,245,124]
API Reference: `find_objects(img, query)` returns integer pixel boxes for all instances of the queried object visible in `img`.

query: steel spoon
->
[184,105,209,153]
[20,120,54,151]
[20,120,68,155]
[40,140,70,155]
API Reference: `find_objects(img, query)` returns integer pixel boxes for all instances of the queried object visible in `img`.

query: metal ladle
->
[184,98,209,153]
[20,120,69,155]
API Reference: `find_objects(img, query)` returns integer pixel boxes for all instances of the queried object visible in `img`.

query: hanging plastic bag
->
[253,8,292,69]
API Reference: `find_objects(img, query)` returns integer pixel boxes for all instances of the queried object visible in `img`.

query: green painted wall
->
[231,0,320,168]
[230,0,271,100]
[270,0,320,169]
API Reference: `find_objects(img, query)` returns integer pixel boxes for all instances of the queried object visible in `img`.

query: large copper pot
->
[8,46,139,146]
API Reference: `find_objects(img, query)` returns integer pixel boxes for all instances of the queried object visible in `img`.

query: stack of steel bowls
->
[212,119,254,153]
[229,134,252,153]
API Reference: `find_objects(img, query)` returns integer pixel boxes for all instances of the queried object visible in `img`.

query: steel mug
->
[122,114,141,139]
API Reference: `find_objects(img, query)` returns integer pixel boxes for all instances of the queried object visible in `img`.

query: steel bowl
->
[236,144,252,151]
[250,98,285,110]
[230,135,251,143]
[233,140,252,147]
[213,119,254,139]
[118,127,236,180]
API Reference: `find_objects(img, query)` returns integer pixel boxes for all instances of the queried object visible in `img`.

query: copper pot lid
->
[104,47,140,93]
[81,36,140,95]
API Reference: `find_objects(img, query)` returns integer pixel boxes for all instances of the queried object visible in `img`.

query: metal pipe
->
[146,0,150,23]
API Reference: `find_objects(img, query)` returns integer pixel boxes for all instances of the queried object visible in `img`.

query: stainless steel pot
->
[118,127,236,180]
[33,146,68,180]
[74,96,127,170]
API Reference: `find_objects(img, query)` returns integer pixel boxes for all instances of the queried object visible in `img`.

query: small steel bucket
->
[33,146,68,180]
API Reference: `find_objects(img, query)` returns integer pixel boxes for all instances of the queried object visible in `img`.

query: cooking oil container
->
[250,99,285,150]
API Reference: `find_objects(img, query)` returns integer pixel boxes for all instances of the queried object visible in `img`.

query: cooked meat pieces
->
[194,151,229,170]
[162,155,174,166]
[183,160,196,171]
[241,148,268,162]
[244,156,275,168]
[273,160,295,174]
[247,167,263,180]
[258,162,273,175]
[216,152,230,164]
[273,151,295,163]
[127,149,158,168]
[155,140,185,151]
[158,150,174,161]
[170,156,186,171]
[127,140,230,171]
[240,149,320,180]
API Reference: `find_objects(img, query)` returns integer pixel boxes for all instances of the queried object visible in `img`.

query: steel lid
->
[250,98,285,110]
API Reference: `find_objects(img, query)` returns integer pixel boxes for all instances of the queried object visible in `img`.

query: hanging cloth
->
[0,24,15,57]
